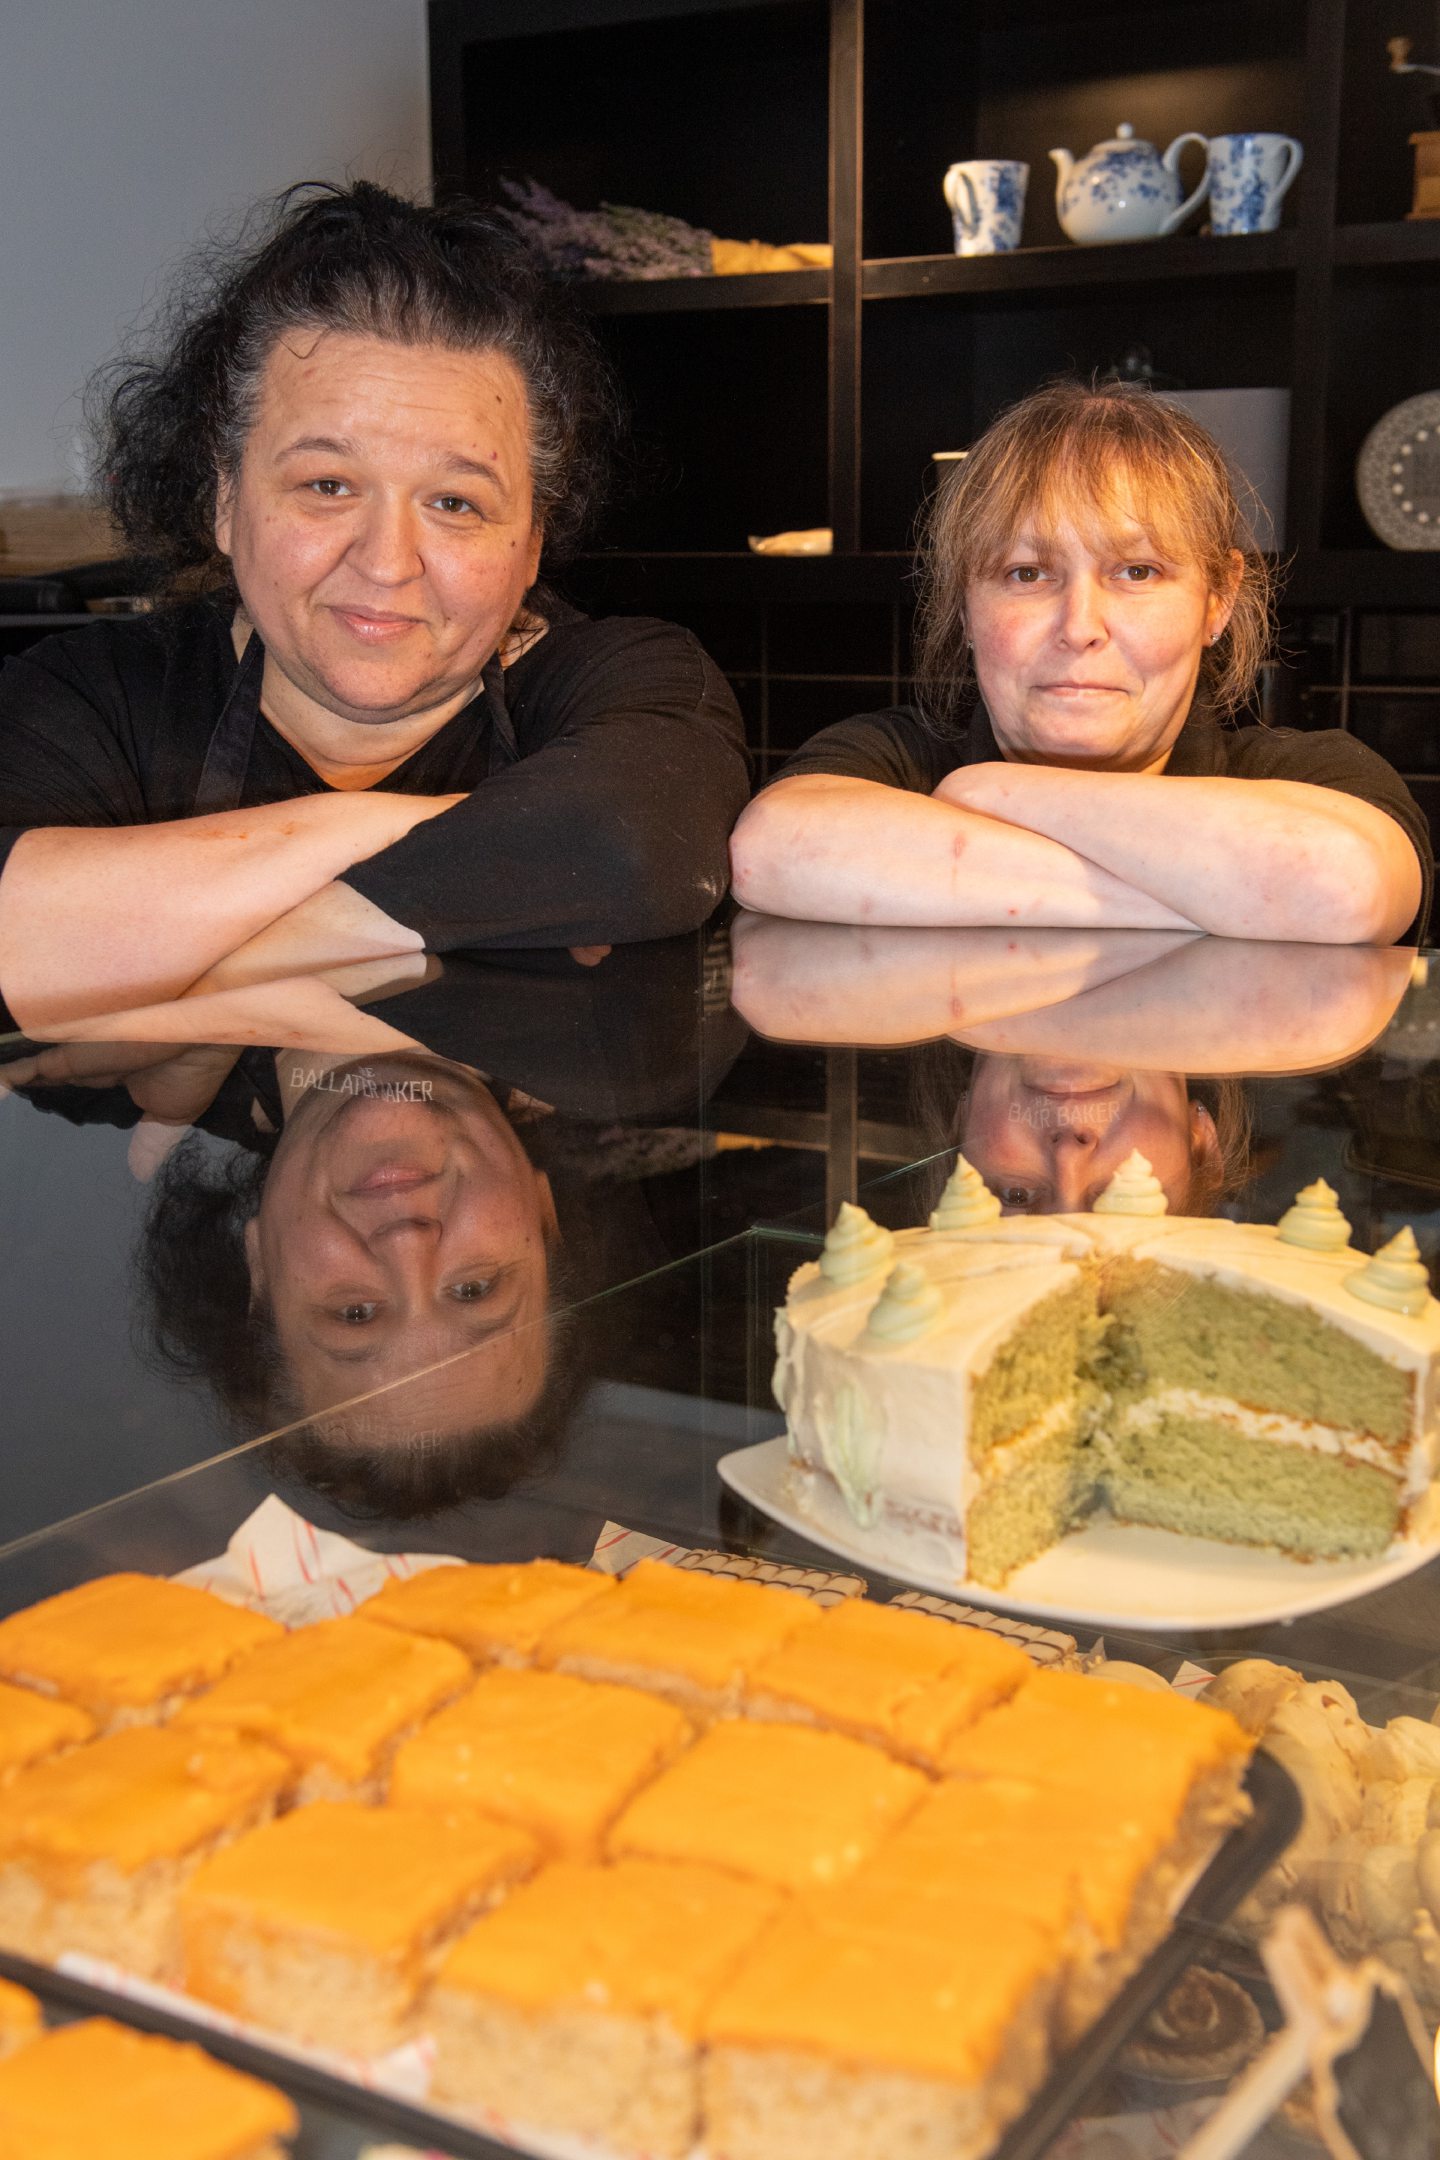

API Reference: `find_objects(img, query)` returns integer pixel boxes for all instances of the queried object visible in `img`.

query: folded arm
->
[939,765,1422,944]
[0,790,457,1029]
[343,623,750,949]
[728,774,1199,932]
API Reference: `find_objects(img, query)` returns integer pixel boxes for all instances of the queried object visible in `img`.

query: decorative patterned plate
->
[1356,392,1440,549]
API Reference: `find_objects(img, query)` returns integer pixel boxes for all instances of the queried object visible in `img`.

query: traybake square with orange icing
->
[538,1557,822,1715]
[426,1856,782,2158]
[179,1800,538,2056]
[389,1666,691,1858]
[0,1575,281,1729]
[0,2016,297,2160]
[852,1769,1186,2044]
[0,1680,93,1787]
[364,1559,615,1666]
[607,1716,926,1891]
[173,1616,469,1801]
[701,1881,1058,2160]
[744,1597,1032,1759]
[0,1724,291,1978]
[941,1668,1251,1829]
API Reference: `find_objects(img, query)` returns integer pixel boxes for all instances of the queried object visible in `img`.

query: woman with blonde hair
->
[730,380,1430,944]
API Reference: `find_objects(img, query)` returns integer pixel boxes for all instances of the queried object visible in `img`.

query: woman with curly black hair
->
[0,183,747,1031]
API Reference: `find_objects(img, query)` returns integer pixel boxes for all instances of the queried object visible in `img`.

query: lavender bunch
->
[497,177,713,280]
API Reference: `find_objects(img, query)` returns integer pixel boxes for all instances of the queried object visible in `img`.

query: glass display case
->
[3,918,1440,2155]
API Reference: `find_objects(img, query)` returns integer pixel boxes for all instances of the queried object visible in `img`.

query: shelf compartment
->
[1282,552,1440,609]
[563,551,916,609]
[578,267,829,314]
[863,230,1297,301]
[1334,222,1440,269]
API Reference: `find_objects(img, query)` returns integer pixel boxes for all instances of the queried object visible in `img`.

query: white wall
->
[0,0,430,491]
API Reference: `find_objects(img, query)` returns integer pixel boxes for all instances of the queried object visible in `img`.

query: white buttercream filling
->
[1115,1387,1435,1501]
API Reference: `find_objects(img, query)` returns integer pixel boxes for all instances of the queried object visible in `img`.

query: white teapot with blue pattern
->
[1050,122,1210,245]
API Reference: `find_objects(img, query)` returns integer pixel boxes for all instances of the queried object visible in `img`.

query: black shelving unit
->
[429,0,1440,807]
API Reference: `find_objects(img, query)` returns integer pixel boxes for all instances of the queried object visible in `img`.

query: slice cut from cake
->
[607,1717,925,1890]
[0,2017,297,2159]
[0,1576,281,1730]
[0,1725,291,1977]
[172,1616,470,1801]
[0,1681,93,1787]
[537,1556,822,1717]
[701,1880,1058,2160]
[743,1595,1032,1762]
[388,1666,692,1857]
[775,1164,1440,1585]
[363,1560,615,1667]
[179,1801,538,2056]
[425,1857,782,2157]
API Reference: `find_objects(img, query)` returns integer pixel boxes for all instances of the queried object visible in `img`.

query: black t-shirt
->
[773,699,1435,942]
[0,594,750,951]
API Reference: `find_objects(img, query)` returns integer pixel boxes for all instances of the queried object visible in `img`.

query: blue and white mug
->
[943,160,1028,256]
[1207,132,1303,234]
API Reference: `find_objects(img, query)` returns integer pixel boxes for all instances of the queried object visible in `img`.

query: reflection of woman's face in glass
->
[959,1056,1218,1214]
[244,1054,556,1419]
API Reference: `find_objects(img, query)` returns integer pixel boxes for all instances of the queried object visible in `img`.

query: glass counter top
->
[4,917,1440,2154]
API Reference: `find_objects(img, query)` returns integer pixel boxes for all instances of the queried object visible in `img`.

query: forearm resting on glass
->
[936,767,1422,944]
[0,789,460,1029]
[728,775,1198,931]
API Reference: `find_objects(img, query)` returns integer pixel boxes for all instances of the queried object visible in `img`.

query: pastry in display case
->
[0,1723,292,1976]
[769,1164,1440,1593]
[0,1546,1280,2160]
[178,1801,538,2056]
[0,1572,280,1728]
[0,2014,298,2158]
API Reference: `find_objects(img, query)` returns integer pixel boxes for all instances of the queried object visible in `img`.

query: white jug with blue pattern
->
[1050,122,1210,245]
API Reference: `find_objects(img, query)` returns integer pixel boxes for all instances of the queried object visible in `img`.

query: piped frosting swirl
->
[930,1155,1002,1231]
[1346,1227,1433,1318]
[1093,1150,1168,1217]
[818,1202,896,1286]
[1277,1179,1352,1252]
[864,1261,945,1344]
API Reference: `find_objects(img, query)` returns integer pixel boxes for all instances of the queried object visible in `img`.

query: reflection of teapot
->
[1050,122,1209,245]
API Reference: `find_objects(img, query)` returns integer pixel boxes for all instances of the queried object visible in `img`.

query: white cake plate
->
[717,1435,1440,1633]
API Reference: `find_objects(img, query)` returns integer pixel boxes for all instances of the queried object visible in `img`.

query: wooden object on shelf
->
[0,495,119,576]
[1407,130,1440,218]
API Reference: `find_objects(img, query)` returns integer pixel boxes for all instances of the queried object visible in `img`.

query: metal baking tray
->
[0,1748,1300,2160]
[994,1747,1302,2160]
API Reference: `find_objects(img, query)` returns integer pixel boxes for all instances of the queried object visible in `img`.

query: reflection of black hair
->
[262,1303,588,1522]
[135,1131,594,1520]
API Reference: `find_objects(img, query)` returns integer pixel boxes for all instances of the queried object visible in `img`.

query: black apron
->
[191,631,520,816]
